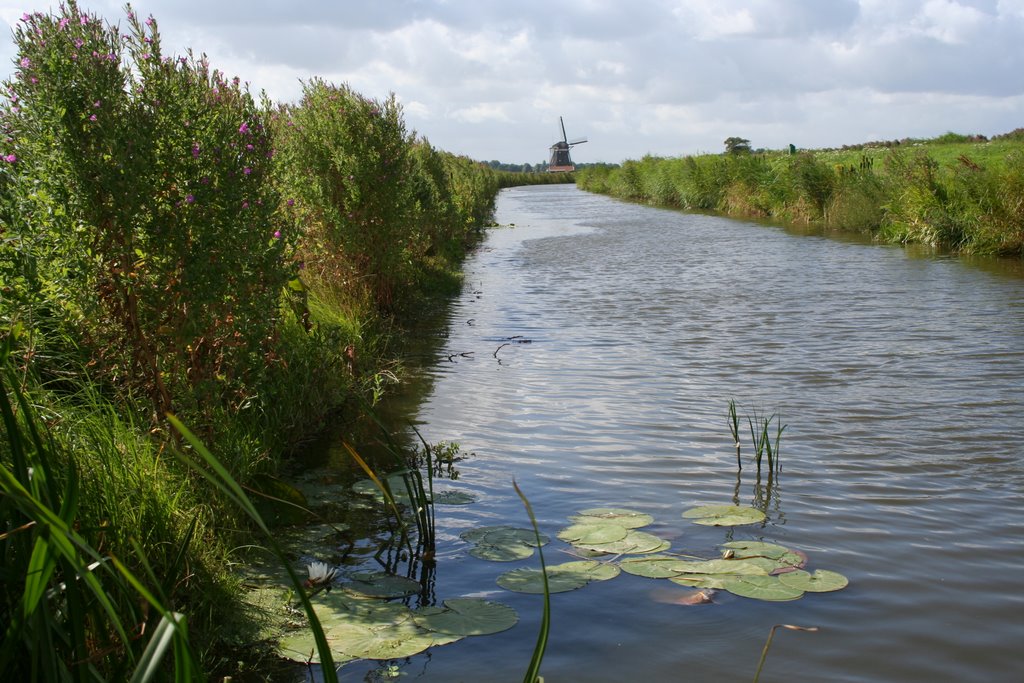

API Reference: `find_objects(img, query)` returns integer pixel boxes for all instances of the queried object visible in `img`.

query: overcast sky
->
[2,1,1023,164]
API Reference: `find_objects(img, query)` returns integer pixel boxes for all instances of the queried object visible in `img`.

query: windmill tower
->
[547,116,587,172]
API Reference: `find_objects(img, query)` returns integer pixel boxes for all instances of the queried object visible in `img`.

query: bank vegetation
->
[576,132,1024,257]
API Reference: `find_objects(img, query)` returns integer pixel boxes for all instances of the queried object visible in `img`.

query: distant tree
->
[724,136,752,155]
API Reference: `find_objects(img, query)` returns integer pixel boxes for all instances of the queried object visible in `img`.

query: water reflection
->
[306,185,1024,683]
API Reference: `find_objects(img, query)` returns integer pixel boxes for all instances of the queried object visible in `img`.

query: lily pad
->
[683,505,766,526]
[461,526,548,547]
[619,555,687,579]
[557,523,629,545]
[570,508,655,529]
[413,598,518,636]
[330,620,463,660]
[468,542,535,562]
[721,575,805,601]
[434,490,477,505]
[777,569,849,593]
[463,526,549,562]
[344,572,422,599]
[497,566,589,594]
[556,559,621,582]
[721,541,792,559]
[670,559,770,576]
[572,530,669,555]
[277,593,432,663]
[352,475,414,505]
[668,574,733,590]
[461,525,516,544]
[496,560,619,594]
[277,630,359,665]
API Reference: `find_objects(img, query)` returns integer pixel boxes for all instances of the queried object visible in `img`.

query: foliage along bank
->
[575,134,1024,257]
[0,2,525,678]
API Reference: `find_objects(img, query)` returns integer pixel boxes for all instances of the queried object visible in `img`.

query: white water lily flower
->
[305,561,338,588]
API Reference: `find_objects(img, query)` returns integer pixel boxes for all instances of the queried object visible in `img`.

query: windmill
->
[547,116,587,172]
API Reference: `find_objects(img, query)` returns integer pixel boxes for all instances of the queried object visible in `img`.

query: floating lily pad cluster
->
[682,504,766,526]
[460,525,550,562]
[622,540,846,601]
[277,583,518,664]
[486,506,848,603]
[557,507,669,555]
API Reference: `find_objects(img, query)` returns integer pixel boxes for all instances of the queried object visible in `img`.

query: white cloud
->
[450,102,514,124]
[1,0,1022,162]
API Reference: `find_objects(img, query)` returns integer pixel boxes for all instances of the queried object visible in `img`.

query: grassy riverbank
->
[576,132,1024,257]
[0,3,549,679]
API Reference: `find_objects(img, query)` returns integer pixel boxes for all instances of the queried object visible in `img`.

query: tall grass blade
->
[752,624,819,683]
[728,400,742,470]
[129,612,186,683]
[514,480,550,683]
[343,440,414,552]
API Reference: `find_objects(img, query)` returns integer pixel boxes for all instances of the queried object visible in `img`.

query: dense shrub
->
[2,3,291,425]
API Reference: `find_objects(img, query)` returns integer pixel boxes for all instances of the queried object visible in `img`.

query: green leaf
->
[670,559,770,576]
[721,541,792,559]
[569,508,655,529]
[497,566,589,594]
[557,523,628,545]
[498,560,620,594]
[461,526,548,547]
[683,505,766,526]
[669,574,733,590]
[434,490,476,505]
[344,572,422,599]
[722,575,805,601]
[619,555,687,579]
[333,621,461,660]
[571,530,669,555]
[129,613,186,683]
[413,598,518,636]
[777,569,849,593]
[469,543,535,562]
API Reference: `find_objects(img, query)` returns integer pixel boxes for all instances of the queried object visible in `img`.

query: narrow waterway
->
[333,184,1024,682]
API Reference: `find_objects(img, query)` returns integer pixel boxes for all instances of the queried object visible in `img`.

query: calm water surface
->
[329,185,1024,682]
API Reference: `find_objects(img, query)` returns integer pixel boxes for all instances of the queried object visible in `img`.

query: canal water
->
[327,184,1024,682]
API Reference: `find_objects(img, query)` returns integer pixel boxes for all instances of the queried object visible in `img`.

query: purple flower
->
[3,154,16,163]
[89,114,97,121]
[185,194,195,204]
[238,122,250,135]
[191,143,200,158]
[58,18,69,30]
[242,201,249,209]
[273,230,281,239]
[286,198,295,207]
[243,167,252,175]
[93,100,101,108]
[19,57,30,68]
